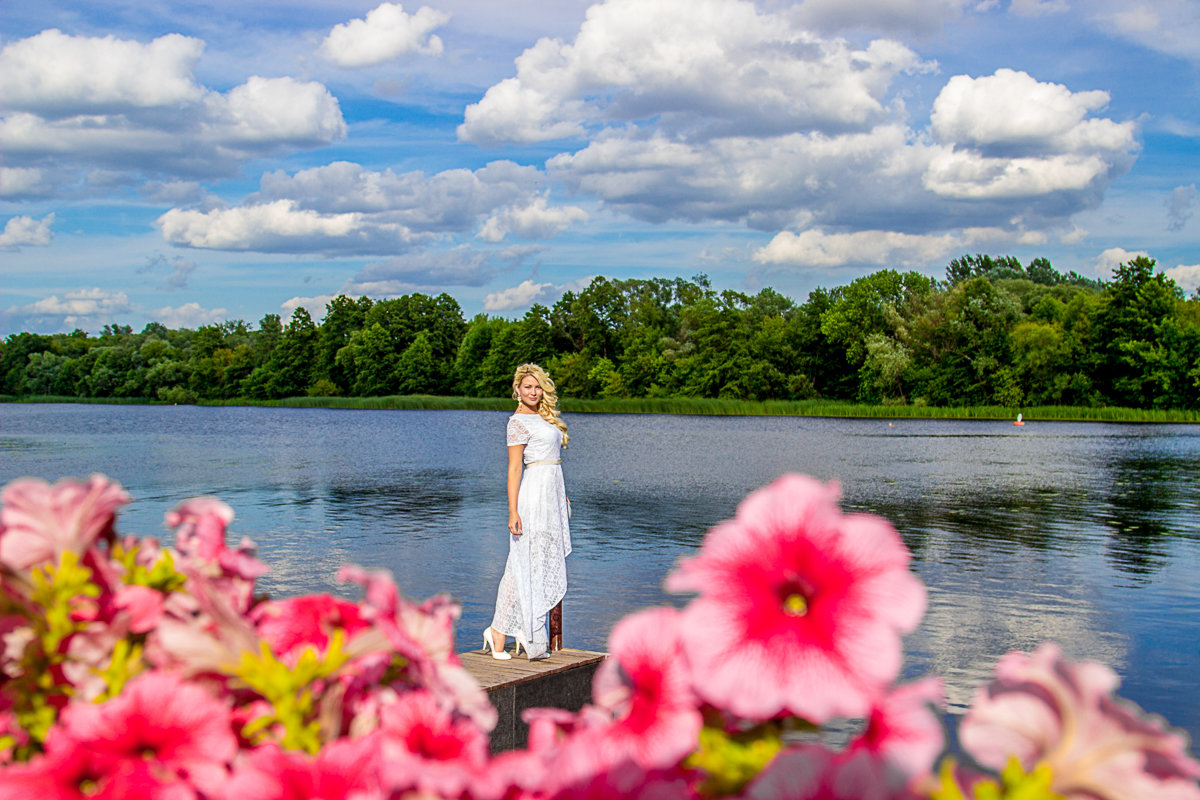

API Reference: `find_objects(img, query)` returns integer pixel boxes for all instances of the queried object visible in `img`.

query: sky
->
[2,0,1199,336]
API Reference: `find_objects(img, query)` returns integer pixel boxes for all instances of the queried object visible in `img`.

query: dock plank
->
[460,647,607,751]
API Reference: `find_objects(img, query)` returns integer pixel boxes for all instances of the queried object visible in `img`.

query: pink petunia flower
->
[0,475,130,570]
[251,594,370,660]
[666,474,926,722]
[226,737,385,800]
[589,607,702,770]
[960,642,1200,800]
[849,678,945,782]
[377,689,490,798]
[55,670,237,798]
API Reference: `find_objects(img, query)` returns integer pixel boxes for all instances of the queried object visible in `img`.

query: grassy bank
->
[6,393,1199,423]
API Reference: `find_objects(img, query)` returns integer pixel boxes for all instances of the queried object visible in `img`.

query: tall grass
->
[4,394,1198,422]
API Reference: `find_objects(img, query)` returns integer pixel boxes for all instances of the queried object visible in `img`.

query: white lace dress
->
[491,413,571,658]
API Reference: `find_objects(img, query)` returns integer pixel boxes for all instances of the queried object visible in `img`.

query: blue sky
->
[2,0,1198,335]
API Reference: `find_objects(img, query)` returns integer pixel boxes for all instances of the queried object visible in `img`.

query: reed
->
[4,394,1198,423]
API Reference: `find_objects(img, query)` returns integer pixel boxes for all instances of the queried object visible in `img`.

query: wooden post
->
[549,601,563,651]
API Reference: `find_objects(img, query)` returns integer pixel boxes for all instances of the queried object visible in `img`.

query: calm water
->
[3,404,1199,747]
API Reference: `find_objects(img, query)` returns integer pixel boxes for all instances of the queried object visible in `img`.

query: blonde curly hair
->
[512,363,569,447]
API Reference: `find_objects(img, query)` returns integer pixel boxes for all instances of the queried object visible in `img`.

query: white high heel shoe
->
[514,636,549,661]
[482,628,511,660]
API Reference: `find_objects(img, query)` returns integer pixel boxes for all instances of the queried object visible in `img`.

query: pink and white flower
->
[589,607,701,770]
[666,474,926,722]
[226,737,385,800]
[0,476,129,570]
[960,643,1200,800]
[377,689,490,797]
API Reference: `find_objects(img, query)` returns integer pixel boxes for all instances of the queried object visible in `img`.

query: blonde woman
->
[483,363,571,661]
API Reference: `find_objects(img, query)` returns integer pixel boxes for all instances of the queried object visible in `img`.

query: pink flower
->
[666,474,925,722]
[0,475,130,570]
[115,584,166,634]
[849,678,945,781]
[251,595,370,660]
[960,642,1200,800]
[55,670,236,797]
[589,607,702,770]
[165,497,234,562]
[226,737,385,800]
[377,689,489,797]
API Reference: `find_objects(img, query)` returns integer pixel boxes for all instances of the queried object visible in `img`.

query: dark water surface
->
[3,404,1199,746]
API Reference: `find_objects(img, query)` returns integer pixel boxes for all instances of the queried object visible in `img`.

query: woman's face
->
[518,375,543,411]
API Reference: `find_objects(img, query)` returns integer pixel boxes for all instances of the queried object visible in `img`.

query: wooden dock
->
[460,647,607,751]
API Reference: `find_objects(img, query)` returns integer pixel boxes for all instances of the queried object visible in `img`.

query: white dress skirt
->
[491,413,571,658]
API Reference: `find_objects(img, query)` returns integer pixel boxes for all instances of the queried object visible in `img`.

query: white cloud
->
[251,160,542,229]
[0,30,205,115]
[320,3,450,67]
[459,0,928,145]
[158,200,419,255]
[923,69,1136,202]
[148,301,229,329]
[1166,184,1196,231]
[7,288,133,329]
[1165,264,1200,292]
[281,294,338,323]
[0,167,45,197]
[0,213,54,249]
[484,279,554,311]
[753,228,962,269]
[1094,247,1150,280]
[163,160,562,254]
[0,31,345,184]
[478,195,588,241]
[930,69,1125,150]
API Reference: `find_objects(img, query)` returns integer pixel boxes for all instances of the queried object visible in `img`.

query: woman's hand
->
[508,511,523,536]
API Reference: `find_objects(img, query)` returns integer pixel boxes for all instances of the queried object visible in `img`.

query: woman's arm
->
[507,443,525,536]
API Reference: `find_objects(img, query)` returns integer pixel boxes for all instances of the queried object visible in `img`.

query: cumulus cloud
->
[320,3,450,67]
[1164,264,1200,292]
[753,228,962,269]
[1094,247,1150,280]
[281,294,338,323]
[483,279,555,311]
[7,288,133,329]
[0,213,54,249]
[461,0,1134,251]
[459,0,928,145]
[0,167,45,197]
[0,30,205,116]
[930,69,1126,151]
[478,195,588,241]
[1166,184,1196,231]
[0,30,345,184]
[148,302,228,329]
[160,160,560,254]
[158,200,419,255]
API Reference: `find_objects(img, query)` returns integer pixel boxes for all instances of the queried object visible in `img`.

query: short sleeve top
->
[506,414,563,463]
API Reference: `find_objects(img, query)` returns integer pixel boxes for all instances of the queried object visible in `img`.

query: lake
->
[2,403,1199,748]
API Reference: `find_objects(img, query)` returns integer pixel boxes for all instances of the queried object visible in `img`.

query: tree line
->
[3,254,1198,409]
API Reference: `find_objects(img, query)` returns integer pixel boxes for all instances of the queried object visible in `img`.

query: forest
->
[3,254,1199,410]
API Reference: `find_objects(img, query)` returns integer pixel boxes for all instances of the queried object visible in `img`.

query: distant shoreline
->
[4,394,1198,423]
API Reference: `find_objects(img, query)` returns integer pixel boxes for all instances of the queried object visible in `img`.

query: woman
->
[483,363,571,661]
